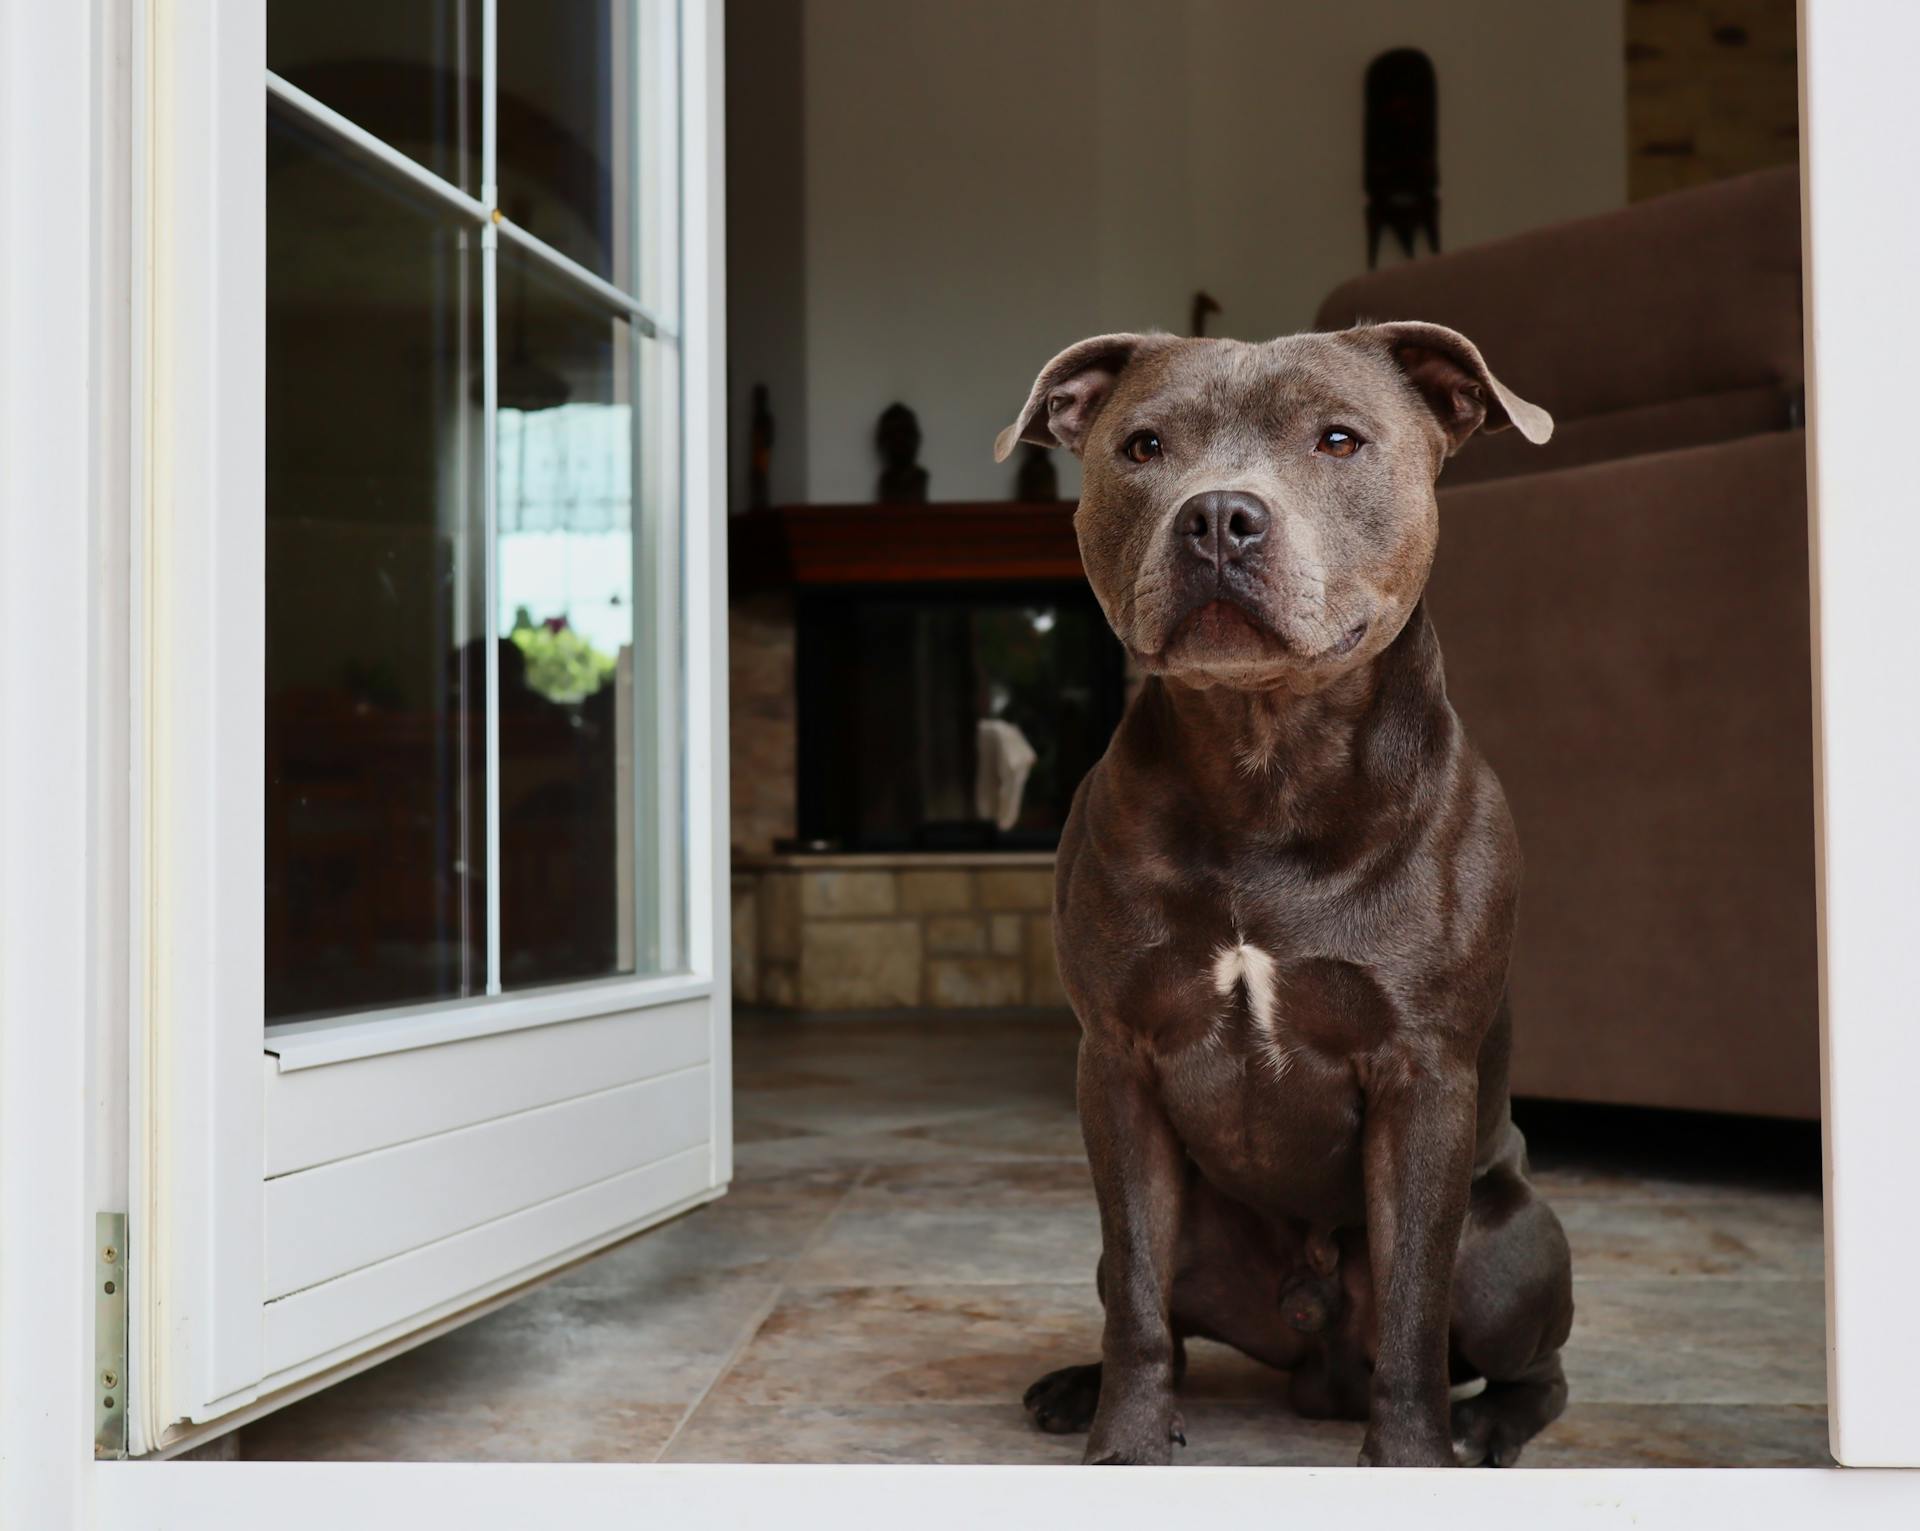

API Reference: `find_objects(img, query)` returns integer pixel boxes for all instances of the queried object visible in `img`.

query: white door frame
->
[0,0,99,1523]
[6,0,1920,1524]
[1796,0,1920,1470]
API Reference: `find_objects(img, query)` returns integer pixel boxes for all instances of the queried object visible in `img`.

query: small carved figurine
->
[1365,48,1440,268]
[1014,440,1059,503]
[876,402,929,504]
[747,383,774,511]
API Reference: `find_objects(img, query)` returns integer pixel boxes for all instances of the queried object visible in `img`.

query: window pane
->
[269,1,480,194]
[496,251,677,986]
[266,104,486,1021]
[496,1,640,291]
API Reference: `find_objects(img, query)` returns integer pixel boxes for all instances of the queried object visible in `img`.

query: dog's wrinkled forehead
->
[1101,336,1410,452]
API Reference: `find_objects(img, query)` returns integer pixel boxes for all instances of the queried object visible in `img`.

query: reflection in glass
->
[268,0,481,194]
[495,252,651,988]
[265,105,485,1021]
[497,1,637,288]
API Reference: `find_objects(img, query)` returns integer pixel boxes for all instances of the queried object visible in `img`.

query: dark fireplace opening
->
[795,583,1126,852]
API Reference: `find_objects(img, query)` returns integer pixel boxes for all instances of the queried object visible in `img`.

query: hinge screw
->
[102,1245,118,1264]
[102,1370,118,1389]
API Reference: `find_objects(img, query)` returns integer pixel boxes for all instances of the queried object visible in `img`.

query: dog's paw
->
[1450,1394,1528,1468]
[1023,1362,1102,1435]
[1086,1447,1167,1466]
[1082,1408,1186,1465]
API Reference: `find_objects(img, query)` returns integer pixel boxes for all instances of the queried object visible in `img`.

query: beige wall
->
[725,0,1627,509]
[726,0,810,510]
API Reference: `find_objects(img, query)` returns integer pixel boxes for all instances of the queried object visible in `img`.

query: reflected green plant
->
[510,609,616,704]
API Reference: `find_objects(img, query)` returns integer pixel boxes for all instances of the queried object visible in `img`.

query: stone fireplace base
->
[731,852,1067,1010]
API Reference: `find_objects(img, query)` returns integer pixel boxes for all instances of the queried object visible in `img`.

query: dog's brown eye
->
[1317,428,1362,459]
[1124,431,1162,464]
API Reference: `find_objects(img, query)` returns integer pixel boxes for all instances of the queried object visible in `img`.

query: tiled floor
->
[233,1010,1830,1467]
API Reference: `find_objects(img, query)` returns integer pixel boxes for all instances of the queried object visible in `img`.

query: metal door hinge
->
[95,1213,127,1459]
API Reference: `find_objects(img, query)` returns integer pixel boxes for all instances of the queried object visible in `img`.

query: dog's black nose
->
[1179,490,1270,566]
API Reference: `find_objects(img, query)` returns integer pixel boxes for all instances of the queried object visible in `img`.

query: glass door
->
[135,0,727,1446]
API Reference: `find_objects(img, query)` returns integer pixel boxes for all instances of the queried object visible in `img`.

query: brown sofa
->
[1316,168,1818,1119]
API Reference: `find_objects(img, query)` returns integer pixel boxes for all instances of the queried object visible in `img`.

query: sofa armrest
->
[1428,430,1817,1117]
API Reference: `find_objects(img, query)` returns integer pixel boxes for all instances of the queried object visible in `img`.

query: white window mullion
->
[479,0,502,998]
[481,0,498,211]
[482,218,503,998]
[494,214,670,338]
[264,72,487,225]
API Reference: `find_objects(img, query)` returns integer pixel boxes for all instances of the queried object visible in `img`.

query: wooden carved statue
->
[1365,48,1439,267]
[876,402,929,504]
[1014,440,1059,503]
[747,383,774,511]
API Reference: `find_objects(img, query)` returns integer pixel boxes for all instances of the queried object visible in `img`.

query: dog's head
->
[996,325,1551,692]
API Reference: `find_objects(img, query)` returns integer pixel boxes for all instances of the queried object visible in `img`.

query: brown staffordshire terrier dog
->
[994,324,1573,1467]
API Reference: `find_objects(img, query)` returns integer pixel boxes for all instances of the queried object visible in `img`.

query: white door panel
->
[261,1147,716,1386]
[266,1065,712,1299]
[265,1000,711,1175]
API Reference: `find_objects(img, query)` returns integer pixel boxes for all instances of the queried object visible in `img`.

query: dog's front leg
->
[1356,1052,1478,1467]
[1078,1036,1186,1466]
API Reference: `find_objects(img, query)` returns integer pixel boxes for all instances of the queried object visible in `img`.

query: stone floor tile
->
[663,1402,1077,1465]
[240,1391,684,1463]
[1556,1195,1823,1279]
[1524,1402,1831,1468]
[787,1204,1102,1286]
[1562,1278,1827,1404]
[851,1158,1094,1210]
[885,1106,1089,1161]
[662,1399,1364,1466]
[573,1166,857,1283]
[703,1282,1103,1407]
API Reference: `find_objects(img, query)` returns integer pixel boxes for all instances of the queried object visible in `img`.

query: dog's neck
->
[1118,604,1453,844]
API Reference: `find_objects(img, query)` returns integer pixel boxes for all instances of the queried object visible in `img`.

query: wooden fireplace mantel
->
[729,501,1084,589]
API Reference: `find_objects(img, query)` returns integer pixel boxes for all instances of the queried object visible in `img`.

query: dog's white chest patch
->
[1211,940,1280,1037]
[1210,940,1296,1077]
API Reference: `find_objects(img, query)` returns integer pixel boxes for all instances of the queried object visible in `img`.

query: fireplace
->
[727,501,1125,1009]
[795,583,1125,852]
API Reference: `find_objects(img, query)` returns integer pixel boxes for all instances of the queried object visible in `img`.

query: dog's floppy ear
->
[1364,321,1553,455]
[994,333,1155,462]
